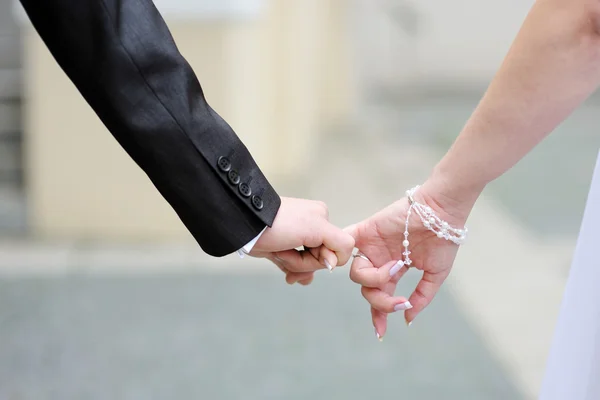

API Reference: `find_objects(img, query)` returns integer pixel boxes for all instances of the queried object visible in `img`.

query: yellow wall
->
[22,0,356,240]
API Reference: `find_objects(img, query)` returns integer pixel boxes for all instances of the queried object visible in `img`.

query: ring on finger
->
[353,250,371,263]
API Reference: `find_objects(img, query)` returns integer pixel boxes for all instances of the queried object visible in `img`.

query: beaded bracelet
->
[399,185,468,268]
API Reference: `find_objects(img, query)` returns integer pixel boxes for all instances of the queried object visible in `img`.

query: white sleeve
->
[236,226,268,258]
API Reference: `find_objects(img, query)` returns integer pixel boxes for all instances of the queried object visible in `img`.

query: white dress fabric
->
[539,151,600,400]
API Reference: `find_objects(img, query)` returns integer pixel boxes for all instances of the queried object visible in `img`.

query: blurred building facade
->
[14,0,357,240]
[353,0,533,90]
[6,0,534,241]
[0,0,22,232]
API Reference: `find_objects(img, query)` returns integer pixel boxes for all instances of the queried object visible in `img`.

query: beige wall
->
[22,0,356,240]
[352,0,535,87]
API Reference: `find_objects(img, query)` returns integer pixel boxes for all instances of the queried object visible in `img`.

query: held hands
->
[250,179,479,339]
[248,197,355,285]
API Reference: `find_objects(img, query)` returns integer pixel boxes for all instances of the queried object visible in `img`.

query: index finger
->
[349,257,404,288]
[275,249,324,273]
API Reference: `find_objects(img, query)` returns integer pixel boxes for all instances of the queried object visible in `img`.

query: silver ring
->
[353,251,371,262]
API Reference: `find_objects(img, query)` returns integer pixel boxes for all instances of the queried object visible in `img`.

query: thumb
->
[307,246,338,271]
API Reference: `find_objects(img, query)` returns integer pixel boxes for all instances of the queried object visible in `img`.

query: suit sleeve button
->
[239,183,252,197]
[228,170,241,185]
[217,156,231,172]
[251,195,264,210]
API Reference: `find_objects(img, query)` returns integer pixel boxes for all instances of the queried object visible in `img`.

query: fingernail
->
[389,261,403,277]
[324,259,333,272]
[406,320,413,327]
[394,301,413,312]
[375,328,383,342]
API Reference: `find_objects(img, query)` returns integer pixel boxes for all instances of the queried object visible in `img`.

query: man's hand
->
[249,197,355,285]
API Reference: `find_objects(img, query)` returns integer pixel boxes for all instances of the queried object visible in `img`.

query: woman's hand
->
[346,179,479,339]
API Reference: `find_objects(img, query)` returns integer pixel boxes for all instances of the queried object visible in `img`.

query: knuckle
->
[302,231,321,248]
[314,201,329,218]
[377,271,389,288]
[283,261,301,273]
[360,286,371,300]
[588,2,600,34]
[414,286,430,306]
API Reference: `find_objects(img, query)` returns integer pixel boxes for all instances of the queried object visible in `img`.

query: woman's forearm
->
[427,0,600,206]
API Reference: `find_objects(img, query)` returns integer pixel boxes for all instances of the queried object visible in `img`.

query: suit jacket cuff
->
[236,226,268,258]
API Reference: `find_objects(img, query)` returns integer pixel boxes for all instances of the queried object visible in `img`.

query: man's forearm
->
[429,0,600,202]
[19,0,279,256]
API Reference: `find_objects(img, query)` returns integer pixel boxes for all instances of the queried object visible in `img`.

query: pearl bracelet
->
[399,185,468,268]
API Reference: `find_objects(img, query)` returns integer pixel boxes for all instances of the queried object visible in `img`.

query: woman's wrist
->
[416,168,485,226]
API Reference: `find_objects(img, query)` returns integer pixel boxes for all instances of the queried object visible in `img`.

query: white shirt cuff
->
[236,226,268,258]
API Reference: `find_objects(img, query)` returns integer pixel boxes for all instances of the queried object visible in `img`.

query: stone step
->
[0,34,21,69]
[0,0,19,37]
[0,100,20,132]
[0,132,22,184]
[0,133,21,168]
[0,186,26,232]
[0,68,21,100]
[0,171,21,186]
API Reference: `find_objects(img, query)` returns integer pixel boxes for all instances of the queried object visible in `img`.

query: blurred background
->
[0,0,599,399]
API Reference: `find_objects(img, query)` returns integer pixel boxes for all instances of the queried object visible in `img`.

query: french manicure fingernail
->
[324,259,333,272]
[389,261,403,277]
[406,320,413,327]
[375,328,383,342]
[394,301,413,312]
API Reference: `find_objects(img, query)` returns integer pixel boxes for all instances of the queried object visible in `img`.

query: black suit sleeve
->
[18,0,281,256]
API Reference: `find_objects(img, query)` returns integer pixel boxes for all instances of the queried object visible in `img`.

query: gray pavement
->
[0,272,521,400]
